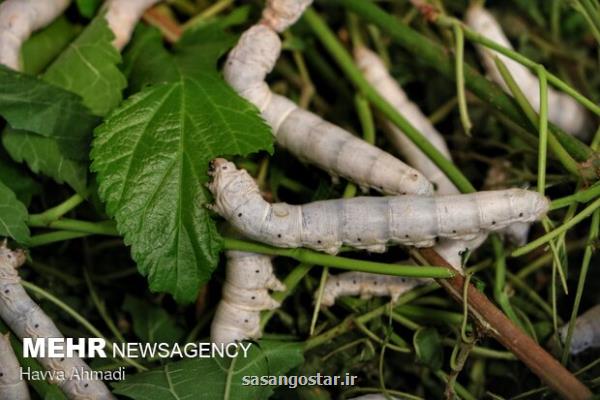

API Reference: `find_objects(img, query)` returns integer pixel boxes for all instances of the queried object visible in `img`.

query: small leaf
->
[413,327,443,371]
[2,129,87,194]
[21,16,78,76]
[92,24,272,303]
[0,65,99,159]
[0,180,30,243]
[43,15,126,116]
[113,340,304,400]
[0,149,40,206]
[122,296,184,344]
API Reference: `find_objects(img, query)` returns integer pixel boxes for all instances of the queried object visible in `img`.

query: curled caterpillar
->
[104,0,161,51]
[320,271,428,307]
[0,242,115,399]
[0,332,30,400]
[559,304,600,355]
[208,159,549,255]
[224,11,433,196]
[465,4,589,137]
[0,0,71,70]
[210,251,285,344]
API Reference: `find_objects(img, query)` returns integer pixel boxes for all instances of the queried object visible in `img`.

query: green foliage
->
[413,327,443,371]
[0,180,30,243]
[123,296,185,344]
[92,24,273,304]
[0,150,40,206]
[76,0,102,18]
[113,341,304,400]
[0,65,99,159]
[2,129,88,194]
[21,17,79,76]
[43,15,126,116]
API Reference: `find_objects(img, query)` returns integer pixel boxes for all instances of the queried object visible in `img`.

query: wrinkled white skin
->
[0,0,71,70]
[210,251,284,344]
[320,270,428,307]
[224,25,433,196]
[104,0,161,50]
[0,242,116,400]
[355,46,489,270]
[209,159,549,255]
[0,333,30,400]
[261,0,313,33]
[559,304,600,355]
[466,5,590,138]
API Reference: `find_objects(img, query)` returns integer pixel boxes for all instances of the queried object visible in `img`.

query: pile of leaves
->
[0,0,598,398]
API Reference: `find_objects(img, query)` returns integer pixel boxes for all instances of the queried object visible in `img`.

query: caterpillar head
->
[208,159,260,217]
[0,241,26,269]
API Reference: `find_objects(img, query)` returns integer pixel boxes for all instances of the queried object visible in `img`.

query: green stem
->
[28,231,91,247]
[561,210,600,363]
[222,238,454,278]
[550,183,600,210]
[332,0,595,164]
[537,66,549,195]
[303,7,476,194]
[452,23,472,136]
[494,57,579,178]
[354,94,375,145]
[28,193,87,225]
[28,218,119,236]
[512,198,600,257]
[573,0,600,45]
[492,236,524,329]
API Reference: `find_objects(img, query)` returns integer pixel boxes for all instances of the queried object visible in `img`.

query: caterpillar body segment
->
[355,46,458,196]
[105,0,161,50]
[261,0,313,33]
[208,159,549,255]
[465,5,589,137]
[0,244,116,400]
[0,0,71,70]
[210,251,284,345]
[559,305,600,355]
[0,333,30,400]
[320,271,428,307]
[224,24,434,196]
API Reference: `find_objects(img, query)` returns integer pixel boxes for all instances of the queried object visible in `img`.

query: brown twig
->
[142,6,182,43]
[417,248,592,400]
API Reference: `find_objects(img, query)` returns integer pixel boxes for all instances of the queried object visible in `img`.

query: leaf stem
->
[28,192,87,225]
[452,23,472,136]
[222,238,454,278]
[512,198,600,257]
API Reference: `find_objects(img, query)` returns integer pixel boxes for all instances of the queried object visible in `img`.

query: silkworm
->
[208,159,549,255]
[224,16,433,196]
[320,271,428,307]
[0,0,71,70]
[0,242,116,399]
[465,4,589,137]
[0,332,30,400]
[559,304,600,355]
[104,0,161,51]
[210,251,285,344]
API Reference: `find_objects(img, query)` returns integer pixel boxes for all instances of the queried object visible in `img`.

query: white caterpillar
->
[208,159,549,255]
[465,4,589,137]
[0,242,116,400]
[210,251,285,344]
[320,271,427,307]
[559,304,600,355]
[223,2,434,196]
[0,332,30,400]
[104,0,161,51]
[0,0,71,70]
[355,46,489,270]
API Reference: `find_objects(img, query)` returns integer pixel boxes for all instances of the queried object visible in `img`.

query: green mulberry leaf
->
[92,25,272,303]
[0,180,30,243]
[113,341,304,400]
